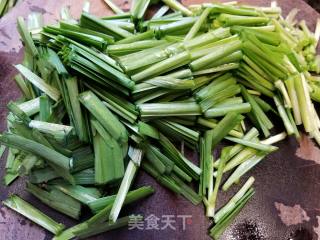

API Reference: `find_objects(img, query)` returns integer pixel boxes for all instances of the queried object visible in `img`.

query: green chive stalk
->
[7,101,31,124]
[152,5,170,19]
[64,76,89,142]
[131,0,151,19]
[210,188,255,239]
[70,147,94,173]
[116,30,154,44]
[0,133,70,170]
[142,161,182,194]
[184,27,231,50]
[138,121,160,139]
[211,113,244,148]
[145,145,166,174]
[197,118,243,138]
[213,127,259,168]
[73,168,95,185]
[214,176,255,223]
[224,136,278,152]
[51,183,101,205]
[241,85,273,137]
[43,26,109,50]
[108,40,167,56]
[285,76,302,125]
[29,167,59,184]
[185,8,211,41]
[273,95,295,135]
[14,74,35,100]
[217,14,269,27]
[223,152,267,191]
[153,120,199,145]
[109,147,142,223]
[26,183,81,219]
[103,0,124,14]
[18,97,40,116]
[221,147,258,174]
[0,145,6,159]
[159,134,201,180]
[210,4,260,16]
[190,40,242,70]
[139,102,201,117]
[190,35,240,60]
[88,186,154,213]
[207,147,231,217]
[85,83,138,123]
[4,172,19,186]
[214,97,244,107]
[193,63,240,75]
[15,64,60,101]
[79,91,128,144]
[74,216,131,239]
[148,144,192,182]
[17,17,38,57]
[80,13,133,40]
[170,173,202,205]
[252,95,278,115]
[3,195,65,235]
[161,0,193,16]
[119,43,173,72]
[200,84,241,111]
[205,103,251,118]
[131,51,191,81]
[202,130,214,198]
[92,126,124,184]
[39,95,51,121]
[260,132,287,145]
[28,120,74,142]
[195,73,236,101]
[239,63,275,91]
[18,154,38,175]
[53,222,88,240]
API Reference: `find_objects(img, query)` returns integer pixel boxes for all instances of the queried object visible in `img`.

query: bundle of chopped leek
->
[1,0,320,239]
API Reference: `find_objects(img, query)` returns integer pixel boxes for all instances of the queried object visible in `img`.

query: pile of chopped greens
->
[1,0,320,239]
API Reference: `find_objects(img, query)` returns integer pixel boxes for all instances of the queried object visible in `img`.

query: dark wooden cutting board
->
[0,0,320,239]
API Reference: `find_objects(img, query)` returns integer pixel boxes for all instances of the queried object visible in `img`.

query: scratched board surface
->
[0,0,320,239]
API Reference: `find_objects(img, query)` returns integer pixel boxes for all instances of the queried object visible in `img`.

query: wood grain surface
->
[0,1,320,240]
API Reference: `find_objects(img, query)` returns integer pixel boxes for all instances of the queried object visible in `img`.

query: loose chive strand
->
[210,188,255,239]
[74,216,132,239]
[273,95,295,135]
[79,91,128,144]
[109,147,142,223]
[224,136,278,152]
[207,147,231,217]
[26,183,81,220]
[205,103,251,118]
[88,186,154,214]
[214,127,259,168]
[203,129,214,199]
[103,0,124,14]
[197,118,244,138]
[214,176,255,223]
[211,113,244,148]
[223,152,267,191]
[161,0,193,16]
[184,8,211,41]
[3,195,65,235]
[0,133,71,171]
